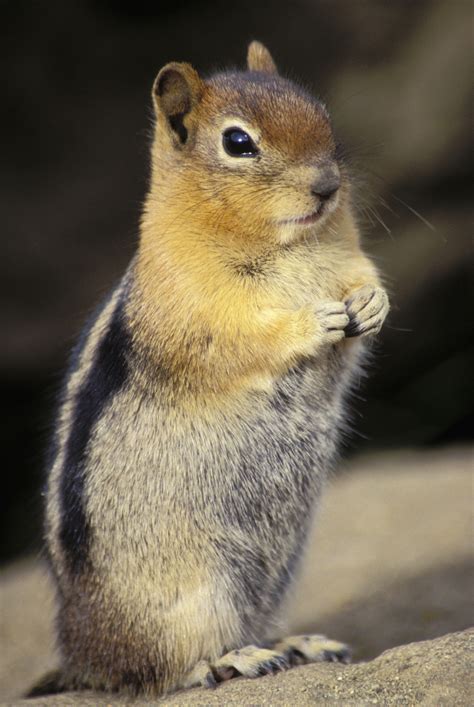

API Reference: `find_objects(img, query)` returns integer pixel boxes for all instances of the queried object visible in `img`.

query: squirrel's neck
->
[138,173,277,293]
[131,170,357,366]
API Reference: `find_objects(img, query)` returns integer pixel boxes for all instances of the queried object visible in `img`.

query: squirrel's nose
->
[311,171,341,201]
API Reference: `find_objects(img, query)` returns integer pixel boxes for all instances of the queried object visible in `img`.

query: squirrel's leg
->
[344,284,390,338]
[181,645,289,689]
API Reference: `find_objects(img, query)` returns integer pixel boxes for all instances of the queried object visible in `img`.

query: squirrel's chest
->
[235,347,349,466]
[185,346,353,529]
[206,347,351,495]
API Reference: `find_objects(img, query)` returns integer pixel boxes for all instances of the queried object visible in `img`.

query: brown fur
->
[41,42,389,697]
[136,64,381,399]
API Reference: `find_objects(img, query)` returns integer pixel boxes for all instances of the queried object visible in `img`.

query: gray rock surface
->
[164,630,472,706]
[9,631,474,706]
[1,448,472,704]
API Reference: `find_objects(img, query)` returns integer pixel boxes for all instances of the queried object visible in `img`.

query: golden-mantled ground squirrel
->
[40,41,389,697]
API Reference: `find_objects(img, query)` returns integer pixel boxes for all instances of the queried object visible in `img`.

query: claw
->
[344,285,389,339]
[344,318,361,338]
[274,634,352,667]
[202,671,218,689]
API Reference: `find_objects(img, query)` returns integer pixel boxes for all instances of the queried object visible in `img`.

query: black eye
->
[223,127,259,157]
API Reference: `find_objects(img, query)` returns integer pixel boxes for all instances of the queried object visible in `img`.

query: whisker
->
[378,196,399,217]
[391,195,436,232]
[385,325,413,332]
[361,167,438,234]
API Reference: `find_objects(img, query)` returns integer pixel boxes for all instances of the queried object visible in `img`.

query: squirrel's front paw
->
[344,285,389,338]
[314,301,350,345]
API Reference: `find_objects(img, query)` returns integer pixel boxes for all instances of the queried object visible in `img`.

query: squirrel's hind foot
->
[181,636,349,691]
[181,645,289,690]
[274,633,351,665]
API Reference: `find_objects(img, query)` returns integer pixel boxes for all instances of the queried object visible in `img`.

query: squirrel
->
[38,41,390,697]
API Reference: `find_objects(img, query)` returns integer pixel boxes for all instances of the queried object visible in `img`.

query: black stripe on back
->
[59,294,131,574]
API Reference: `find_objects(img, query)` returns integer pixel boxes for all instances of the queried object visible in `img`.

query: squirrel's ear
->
[152,62,204,147]
[247,41,278,74]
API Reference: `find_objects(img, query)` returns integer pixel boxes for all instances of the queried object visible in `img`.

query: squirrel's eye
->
[223,127,259,157]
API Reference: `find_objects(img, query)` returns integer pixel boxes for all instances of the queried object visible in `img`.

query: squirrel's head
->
[149,42,346,246]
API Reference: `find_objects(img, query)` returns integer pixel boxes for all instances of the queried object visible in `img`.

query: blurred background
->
[1,0,472,564]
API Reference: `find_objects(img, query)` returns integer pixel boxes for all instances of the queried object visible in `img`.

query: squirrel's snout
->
[310,170,341,201]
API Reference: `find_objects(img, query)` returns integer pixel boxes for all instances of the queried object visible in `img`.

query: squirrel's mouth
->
[281,201,327,227]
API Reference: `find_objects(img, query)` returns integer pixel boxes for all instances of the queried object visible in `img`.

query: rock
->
[145,630,474,706]
[10,631,474,706]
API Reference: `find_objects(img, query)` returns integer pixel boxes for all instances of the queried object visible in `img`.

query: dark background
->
[2,0,472,563]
